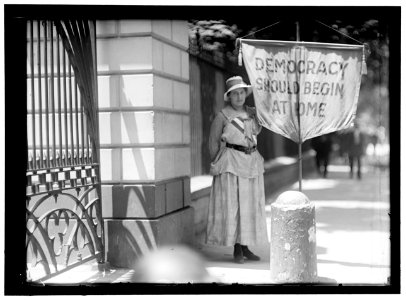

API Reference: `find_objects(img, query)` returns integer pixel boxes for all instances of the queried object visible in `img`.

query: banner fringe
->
[361,46,368,75]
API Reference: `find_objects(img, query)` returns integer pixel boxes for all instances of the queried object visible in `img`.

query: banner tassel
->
[237,38,243,66]
[361,45,368,75]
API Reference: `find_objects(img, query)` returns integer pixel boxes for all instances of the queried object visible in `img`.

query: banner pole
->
[296,21,302,192]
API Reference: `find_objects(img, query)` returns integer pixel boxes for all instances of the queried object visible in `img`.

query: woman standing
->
[206,76,268,264]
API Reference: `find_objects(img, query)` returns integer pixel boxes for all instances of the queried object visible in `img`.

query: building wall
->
[189,56,227,176]
[96,20,193,268]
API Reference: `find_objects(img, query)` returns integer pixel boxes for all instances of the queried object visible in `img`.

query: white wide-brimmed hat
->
[223,76,252,101]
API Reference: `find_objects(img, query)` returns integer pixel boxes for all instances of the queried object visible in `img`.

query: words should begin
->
[255,77,344,98]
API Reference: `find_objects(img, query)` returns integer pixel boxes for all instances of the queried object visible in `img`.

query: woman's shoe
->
[233,243,244,264]
[241,245,260,261]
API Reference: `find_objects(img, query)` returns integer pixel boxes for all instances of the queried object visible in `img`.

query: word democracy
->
[255,57,349,78]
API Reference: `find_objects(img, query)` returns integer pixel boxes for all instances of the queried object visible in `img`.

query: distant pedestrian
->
[343,121,366,179]
[370,132,379,153]
[311,134,333,178]
[206,76,267,264]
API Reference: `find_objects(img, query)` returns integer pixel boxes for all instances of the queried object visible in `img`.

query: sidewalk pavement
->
[197,163,390,285]
[43,162,390,286]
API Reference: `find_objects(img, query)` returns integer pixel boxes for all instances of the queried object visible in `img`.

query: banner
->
[241,39,364,143]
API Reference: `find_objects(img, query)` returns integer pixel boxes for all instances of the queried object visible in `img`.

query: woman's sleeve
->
[255,119,262,135]
[209,112,225,161]
[250,107,262,135]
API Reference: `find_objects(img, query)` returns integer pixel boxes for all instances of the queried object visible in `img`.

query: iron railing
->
[26,20,104,282]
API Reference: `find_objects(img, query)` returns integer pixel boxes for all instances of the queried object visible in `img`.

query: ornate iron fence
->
[26,20,104,282]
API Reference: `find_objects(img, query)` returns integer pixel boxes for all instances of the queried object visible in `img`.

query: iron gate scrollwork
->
[26,19,104,282]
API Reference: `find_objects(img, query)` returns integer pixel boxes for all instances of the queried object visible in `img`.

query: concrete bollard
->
[270,191,317,283]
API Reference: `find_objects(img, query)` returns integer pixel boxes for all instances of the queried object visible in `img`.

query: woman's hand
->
[209,112,226,161]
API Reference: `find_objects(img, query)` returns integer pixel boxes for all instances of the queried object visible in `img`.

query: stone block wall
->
[95,20,193,267]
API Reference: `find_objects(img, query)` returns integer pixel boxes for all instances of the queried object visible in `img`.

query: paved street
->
[43,159,390,286]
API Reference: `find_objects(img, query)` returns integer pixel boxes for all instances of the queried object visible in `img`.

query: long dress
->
[206,104,268,246]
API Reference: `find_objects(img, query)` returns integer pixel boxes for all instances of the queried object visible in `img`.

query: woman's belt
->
[226,143,257,154]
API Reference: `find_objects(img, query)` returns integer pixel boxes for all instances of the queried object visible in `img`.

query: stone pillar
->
[96,20,193,268]
[270,191,317,283]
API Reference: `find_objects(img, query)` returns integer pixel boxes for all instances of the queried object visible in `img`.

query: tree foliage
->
[188,20,241,59]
